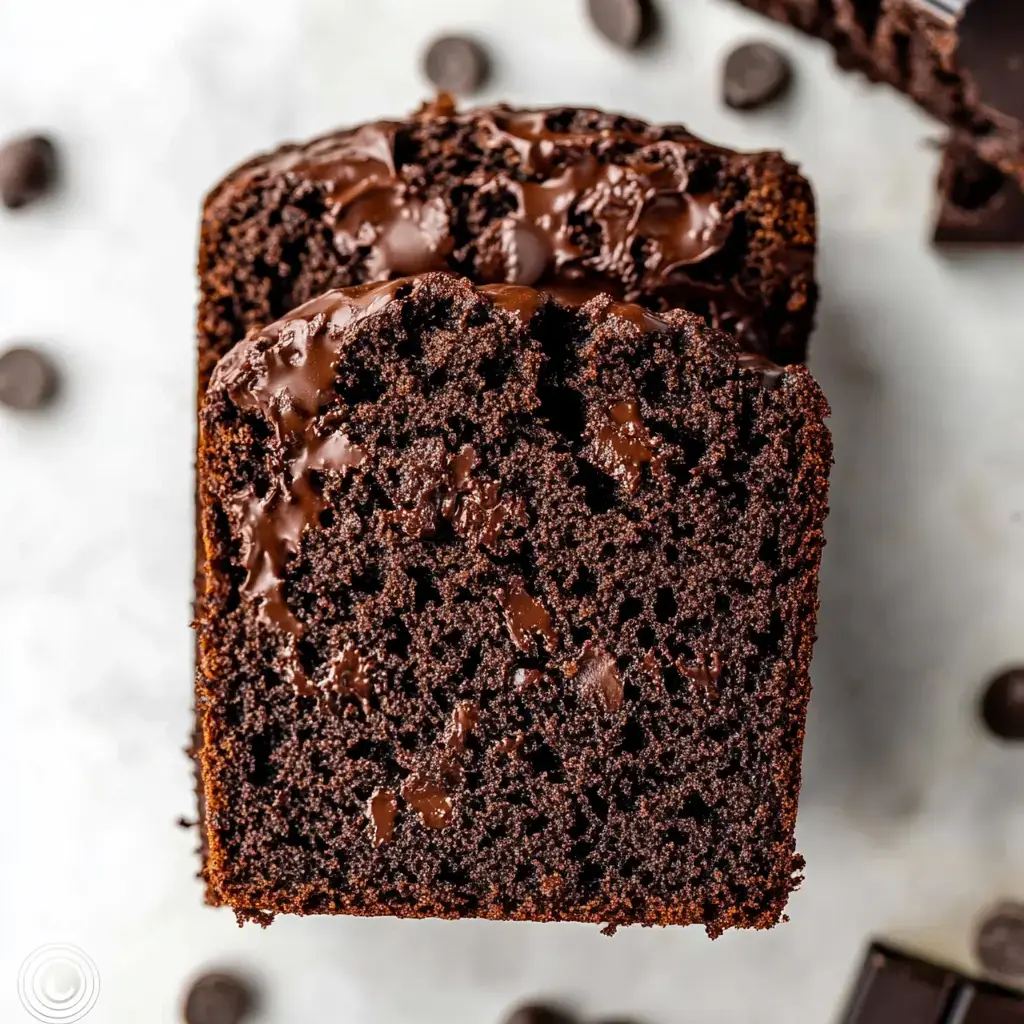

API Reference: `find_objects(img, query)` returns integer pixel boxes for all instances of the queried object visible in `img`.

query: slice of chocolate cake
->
[196,272,831,934]
[197,96,817,391]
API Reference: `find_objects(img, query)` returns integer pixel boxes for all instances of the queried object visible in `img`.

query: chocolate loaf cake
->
[197,97,817,381]
[731,1,1024,184]
[195,272,832,934]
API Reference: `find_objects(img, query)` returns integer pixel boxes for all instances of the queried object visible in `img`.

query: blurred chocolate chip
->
[502,1004,575,1024]
[184,972,253,1024]
[586,0,656,50]
[976,904,1024,978]
[980,668,1024,740]
[423,36,490,95]
[0,346,58,410]
[723,42,792,110]
[0,135,58,209]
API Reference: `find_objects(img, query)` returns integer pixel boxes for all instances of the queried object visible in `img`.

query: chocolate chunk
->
[934,140,1024,246]
[723,42,793,110]
[840,944,959,1024]
[502,1005,574,1024]
[976,904,1024,978]
[0,346,58,410]
[423,36,490,95]
[980,669,1024,741]
[0,135,57,209]
[586,0,655,49]
[183,972,252,1024]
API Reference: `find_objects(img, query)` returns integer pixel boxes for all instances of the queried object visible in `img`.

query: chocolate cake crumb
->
[195,273,831,934]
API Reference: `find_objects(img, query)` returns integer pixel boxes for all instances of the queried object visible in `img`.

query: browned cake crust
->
[196,272,831,934]
[197,97,817,388]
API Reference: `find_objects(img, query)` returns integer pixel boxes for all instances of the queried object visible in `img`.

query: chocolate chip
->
[502,1004,574,1024]
[980,668,1024,740]
[976,904,1024,978]
[586,0,655,50]
[183,972,253,1024]
[423,36,490,95]
[0,346,58,410]
[723,42,793,110]
[0,135,57,209]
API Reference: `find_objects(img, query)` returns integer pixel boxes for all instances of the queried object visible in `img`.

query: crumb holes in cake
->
[409,566,442,610]
[654,587,677,623]
[514,862,536,883]
[437,862,470,887]
[246,731,277,787]
[571,564,597,598]
[397,731,421,752]
[601,541,617,559]
[461,644,483,681]
[664,825,688,849]
[579,861,604,889]
[714,593,731,616]
[570,624,593,647]
[318,507,336,529]
[571,459,619,514]
[524,814,549,836]
[522,739,564,781]
[680,792,712,825]
[664,543,678,564]
[637,625,657,649]
[302,892,330,912]
[619,718,647,754]
[662,661,683,695]
[618,596,643,624]
[758,533,780,569]
[641,366,666,402]
[352,565,382,594]
[430,684,454,713]
[569,809,590,839]
[584,786,609,821]
[346,738,393,761]
[384,617,412,658]
[569,840,595,863]
[333,365,385,405]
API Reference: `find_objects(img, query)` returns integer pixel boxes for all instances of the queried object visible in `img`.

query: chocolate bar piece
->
[840,943,1024,1023]
[934,138,1024,245]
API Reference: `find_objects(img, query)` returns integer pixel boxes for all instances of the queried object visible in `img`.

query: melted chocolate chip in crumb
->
[496,578,559,655]
[577,646,625,712]
[401,774,453,829]
[319,642,376,713]
[591,400,664,492]
[367,789,398,847]
[678,652,723,695]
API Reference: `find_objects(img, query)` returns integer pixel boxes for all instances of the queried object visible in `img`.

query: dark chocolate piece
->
[0,346,58,411]
[502,1006,574,1024]
[723,42,793,110]
[423,36,490,95]
[980,669,1024,741]
[934,140,1024,244]
[586,0,654,49]
[840,942,1024,1024]
[195,272,832,932]
[977,905,1024,979]
[0,135,57,210]
[183,972,252,1024]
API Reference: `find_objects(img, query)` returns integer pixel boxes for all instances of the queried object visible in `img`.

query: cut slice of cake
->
[196,272,831,935]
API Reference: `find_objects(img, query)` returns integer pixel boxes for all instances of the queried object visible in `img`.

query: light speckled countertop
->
[1,1,1022,1022]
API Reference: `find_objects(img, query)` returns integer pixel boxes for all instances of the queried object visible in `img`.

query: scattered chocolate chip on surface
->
[976,904,1024,978]
[0,135,57,210]
[0,346,58,411]
[183,971,253,1024]
[586,0,654,50]
[723,42,792,110]
[423,35,490,94]
[502,1004,575,1024]
[980,668,1024,741]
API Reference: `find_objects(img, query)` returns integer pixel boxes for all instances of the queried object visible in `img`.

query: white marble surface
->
[1,1,1022,1022]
